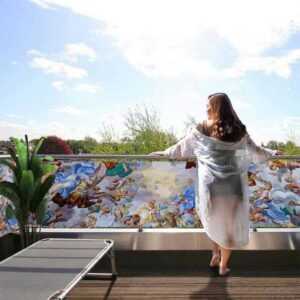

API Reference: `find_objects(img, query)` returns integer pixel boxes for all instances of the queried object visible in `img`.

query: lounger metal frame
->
[47,238,117,300]
[0,238,117,300]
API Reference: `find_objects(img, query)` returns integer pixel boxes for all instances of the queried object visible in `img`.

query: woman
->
[150,93,280,276]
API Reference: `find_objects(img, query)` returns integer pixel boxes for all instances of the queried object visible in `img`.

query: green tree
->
[82,136,98,153]
[284,141,300,155]
[123,104,177,154]
[99,123,119,143]
[67,137,99,154]
[264,139,300,155]
[67,139,86,154]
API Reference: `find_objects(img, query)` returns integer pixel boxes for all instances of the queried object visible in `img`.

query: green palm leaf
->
[0,181,21,205]
[36,197,48,225]
[41,163,56,176]
[32,137,45,156]
[30,174,55,212]
[31,156,44,179]
[6,145,18,165]
[5,205,15,219]
[19,170,34,211]
[29,137,44,170]
[0,159,16,171]
[6,147,22,181]
[25,135,30,169]
[15,139,28,171]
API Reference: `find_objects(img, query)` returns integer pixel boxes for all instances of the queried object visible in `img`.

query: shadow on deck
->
[67,250,300,299]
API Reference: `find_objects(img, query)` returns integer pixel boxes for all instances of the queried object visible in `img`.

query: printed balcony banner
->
[0,159,300,237]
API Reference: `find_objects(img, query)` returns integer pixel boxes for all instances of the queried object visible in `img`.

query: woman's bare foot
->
[219,246,232,276]
[209,252,221,268]
[219,265,231,276]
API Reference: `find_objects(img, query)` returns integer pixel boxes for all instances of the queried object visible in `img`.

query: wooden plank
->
[67,276,300,299]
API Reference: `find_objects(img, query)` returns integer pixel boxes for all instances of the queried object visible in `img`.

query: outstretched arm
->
[149,128,196,159]
[245,133,278,164]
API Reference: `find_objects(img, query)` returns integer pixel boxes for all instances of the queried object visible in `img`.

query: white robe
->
[162,125,276,249]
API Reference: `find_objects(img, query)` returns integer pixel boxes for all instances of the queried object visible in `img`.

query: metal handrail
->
[0,154,299,161]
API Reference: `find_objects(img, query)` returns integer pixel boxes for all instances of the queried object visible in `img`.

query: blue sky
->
[1,0,300,144]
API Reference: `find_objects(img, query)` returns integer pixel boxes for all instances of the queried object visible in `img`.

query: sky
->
[1,0,300,144]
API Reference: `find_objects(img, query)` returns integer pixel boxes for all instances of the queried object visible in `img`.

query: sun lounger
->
[0,238,117,300]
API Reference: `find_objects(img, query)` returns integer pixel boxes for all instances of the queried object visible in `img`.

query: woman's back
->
[192,122,250,178]
[199,120,247,143]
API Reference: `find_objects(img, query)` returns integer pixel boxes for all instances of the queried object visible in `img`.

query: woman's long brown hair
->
[202,92,247,142]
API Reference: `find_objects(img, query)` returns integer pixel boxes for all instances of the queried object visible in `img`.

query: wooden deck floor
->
[67,251,300,300]
[68,274,300,299]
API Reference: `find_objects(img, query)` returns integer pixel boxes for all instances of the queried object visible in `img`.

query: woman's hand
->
[274,150,283,156]
[148,151,166,156]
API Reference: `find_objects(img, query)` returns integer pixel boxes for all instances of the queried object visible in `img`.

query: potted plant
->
[0,135,56,248]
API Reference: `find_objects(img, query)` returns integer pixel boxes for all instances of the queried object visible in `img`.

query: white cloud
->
[74,83,101,94]
[0,119,96,140]
[283,117,300,128]
[282,117,300,143]
[27,49,43,57]
[43,122,100,140]
[52,81,101,93]
[5,114,24,120]
[52,81,65,91]
[43,121,76,137]
[0,120,27,130]
[31,0,300,79]
[30,0,53,9]
[224,49,300,79]
[0,121,29,140]
[27,46,99,88]
[53,105,84,116]
[30,56,88,79]
[64,43,96,62]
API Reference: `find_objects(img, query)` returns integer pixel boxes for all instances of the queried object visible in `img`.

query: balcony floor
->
[67,250,300,300]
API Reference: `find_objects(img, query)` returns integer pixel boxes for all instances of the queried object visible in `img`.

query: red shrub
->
[38,136,73,154]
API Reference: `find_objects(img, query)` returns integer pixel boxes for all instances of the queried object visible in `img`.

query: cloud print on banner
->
[30,0,300,80]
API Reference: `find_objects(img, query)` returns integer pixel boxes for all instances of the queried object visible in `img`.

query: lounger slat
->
[0,238,113,300]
